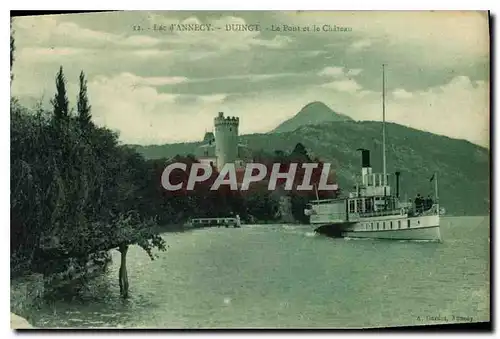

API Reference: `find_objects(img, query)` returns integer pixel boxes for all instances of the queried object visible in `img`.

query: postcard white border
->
[2,1,495,338]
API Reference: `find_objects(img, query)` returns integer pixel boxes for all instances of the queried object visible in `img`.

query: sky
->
[11,11,490,147]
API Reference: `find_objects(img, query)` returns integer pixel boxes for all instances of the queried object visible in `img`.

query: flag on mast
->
[430,174,435,182]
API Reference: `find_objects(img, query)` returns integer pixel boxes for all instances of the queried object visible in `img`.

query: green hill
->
[132,121,489,216]
[272,101,353,133]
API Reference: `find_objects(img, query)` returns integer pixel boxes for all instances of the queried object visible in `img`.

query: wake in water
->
[281,225,301,230]
[279,225,319,238]
[342,237,373,241]
[397,239,442,243]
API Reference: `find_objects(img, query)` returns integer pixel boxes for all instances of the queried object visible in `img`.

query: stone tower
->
[214,112,239,169]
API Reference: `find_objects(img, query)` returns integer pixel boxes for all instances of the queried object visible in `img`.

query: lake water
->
[27,216,490,328]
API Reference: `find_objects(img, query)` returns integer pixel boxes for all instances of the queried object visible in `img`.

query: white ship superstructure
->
[304,148,441,241]
[304,65,441,241]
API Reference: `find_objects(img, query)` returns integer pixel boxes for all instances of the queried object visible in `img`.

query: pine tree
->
[77,70,92,128]
[51,66,69,123]
[291,142,311,162]
[292,142,307,156]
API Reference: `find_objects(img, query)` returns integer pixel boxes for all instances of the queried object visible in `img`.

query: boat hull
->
[311,214,441,241]
[342,225,441,241]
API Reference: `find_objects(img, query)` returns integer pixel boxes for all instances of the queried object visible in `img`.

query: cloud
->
[300,50,328,57]
[252,35,293,49]
[349,39,372,52]
[18,71,484,148]
[344,75,489,147]
[318,66,364,93]
[399,76,489,147]
[198,94,227,104]
[318,66,344,77]
[318,66,363,79]
[85,73,232,143]
[321,79,363,93]
[10,12,488,148]
[378,12,489,61]
[31,47,82,56]
[280,11,489,63]
[131,49,175,58]
[13,15,162,49]
[145,15,293,52]
[116,72,188,86]
[308,74,488,147]
[197,72,305,83]
[392,88,413,99]
[91,74,180,104]
[16,47,100,64]
[120,35,161,47]
[347,69,363,76]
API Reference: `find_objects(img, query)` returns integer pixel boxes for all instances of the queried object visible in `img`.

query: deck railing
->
[358,209,404,218]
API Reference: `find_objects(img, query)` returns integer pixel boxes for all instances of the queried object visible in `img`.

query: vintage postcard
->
[10,10,490,329]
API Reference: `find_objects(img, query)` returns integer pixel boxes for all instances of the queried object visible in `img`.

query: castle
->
[196,111,294,223]
[197,112,249,170]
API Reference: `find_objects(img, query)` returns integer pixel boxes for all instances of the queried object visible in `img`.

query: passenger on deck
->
[414,194,423,213]
[425,195,433,211]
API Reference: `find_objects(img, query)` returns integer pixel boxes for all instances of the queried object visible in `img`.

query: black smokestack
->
[395,171,401,198]
[357,148,371,168]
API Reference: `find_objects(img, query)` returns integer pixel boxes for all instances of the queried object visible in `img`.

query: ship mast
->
[382,64,387,186]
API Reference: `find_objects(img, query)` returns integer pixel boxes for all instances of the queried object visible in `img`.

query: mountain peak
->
[301,101,331,110]
[272,101,353,133]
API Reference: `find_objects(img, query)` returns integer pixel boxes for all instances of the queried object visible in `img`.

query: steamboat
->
[304,65,441,242]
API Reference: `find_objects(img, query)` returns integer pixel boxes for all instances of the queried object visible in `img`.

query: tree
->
[291,142,310,162]
[292,142,307,156]
[273,150,287,163]
[241,180,280,222]
[77,70,92,128]
[11,66,170,297]
[10,18,15,81]
[51,66,69,124]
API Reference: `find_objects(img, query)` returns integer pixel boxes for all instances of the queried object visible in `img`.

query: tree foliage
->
[11,67,167,279]
[50,66,70,124]
[10,66,338,284]
[10,18,15,80]
[77,70,92,129]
